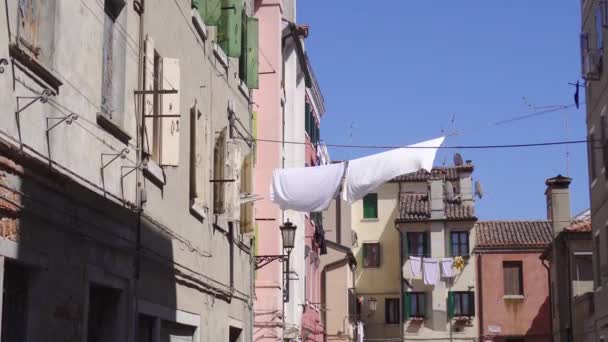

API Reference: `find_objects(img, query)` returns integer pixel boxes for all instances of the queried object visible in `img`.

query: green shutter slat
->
[218,0,243,57]
[403,293,410,320]
[448,232,453,257]
[447,292,454,319]
[201,0,221,25]
[245,17,259,88]
[192,0,200,9]
[469,292,475,316]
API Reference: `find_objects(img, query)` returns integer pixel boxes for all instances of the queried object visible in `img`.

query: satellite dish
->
[475,181,484,199]
[444,181,455,200]
[454,153,464,166]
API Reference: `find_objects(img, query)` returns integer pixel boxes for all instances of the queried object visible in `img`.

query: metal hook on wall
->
[0,58,8,74]
[16,89,54,114]
[101,148,130,171]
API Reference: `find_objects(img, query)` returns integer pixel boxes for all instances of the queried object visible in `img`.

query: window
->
[87,284,122,342]
[449,291,475,317]
[450,231,469,257]
[160,320,195,342]
[573,253,594,296]
[100,0,127,121]
[385,298,399,324]
[503,261,524,296]
[406,232,429,257]
[213,127,228,214]
[362,242,380,268]
[1,260,29,342]
[229,326,243,342]
[143,37,181,166]
[239,15,259,88]
[597,4,605,51]
[595,235,602,289]
[505,338,525,342]
[403,292,427,319]
[590,132,597,180]
[137,314,155,342]
[363,193,378,219]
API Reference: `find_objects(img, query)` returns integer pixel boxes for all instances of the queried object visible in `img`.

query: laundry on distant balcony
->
[409,256,422,278]
[422,258,440,286]
[408,256,455,285]
[440,257,454,278]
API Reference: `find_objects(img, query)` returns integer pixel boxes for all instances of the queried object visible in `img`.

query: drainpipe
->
[398,181,405,342]
[564,239,574,342]
[541,258,553,340]
[477,252,483,341]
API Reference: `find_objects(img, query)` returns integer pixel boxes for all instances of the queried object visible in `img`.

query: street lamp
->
[254,220,297,270]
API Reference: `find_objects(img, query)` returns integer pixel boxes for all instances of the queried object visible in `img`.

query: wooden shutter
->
[143,36,155,156]
[189,103,197,199]
[245,17,259,89]
[200,0,221,25]
[240,153,254,233]
[18,0,40,54]
[447,292,454,318]
[468,292,475,316]
[226,139,241,220]
[214,128,227,214]
[503,262,523,295]
[218,0,243,57]
[160,58,180,166]
[403,293,410,321]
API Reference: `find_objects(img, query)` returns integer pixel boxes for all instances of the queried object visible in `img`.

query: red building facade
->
[475,221,553,342]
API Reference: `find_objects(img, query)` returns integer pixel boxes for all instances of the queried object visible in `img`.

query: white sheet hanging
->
[440,257,454,278]
[423,258,440,286]
[270,162,345,212]
[342,136,445,203]
[409,256,422,278]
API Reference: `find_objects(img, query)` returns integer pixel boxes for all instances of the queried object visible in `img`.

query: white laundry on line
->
[409,256,422,278]
[270,162,345,212]
[423,258,440,286]
[440,257,454,278]
[342,136,445,203]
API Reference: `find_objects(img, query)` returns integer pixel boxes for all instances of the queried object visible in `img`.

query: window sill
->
[190,198,208,222]
[191,9,208,41]
[239,80,250,100]
[143,159,165,185]
[9,43,63,93]
[213,43,228,69]
[96,113,132,144]
[360,218,379,222]
[503,295,525,300]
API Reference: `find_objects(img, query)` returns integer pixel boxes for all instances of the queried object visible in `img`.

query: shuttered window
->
[590,132,597,180]
[213,127,228,214]
[363,193,378,219]
[406,232,430,258]
[449,291,475,317]
[385,298,399,324]
[218,0,243,57]
[602,115,608,175]
[450,231,469,257]
[239,16,259,88]
[362,243,380,268]
[196,0,221,26]
[403,292,426,320]
[503,261,523,296]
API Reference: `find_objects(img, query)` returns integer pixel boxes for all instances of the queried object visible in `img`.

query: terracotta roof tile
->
[392,165,474,182]
[475,221,553,249]
[397,193,476,222]
[564,220,591,232]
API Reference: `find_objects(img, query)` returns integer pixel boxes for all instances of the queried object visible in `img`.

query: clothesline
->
[407,256,465,286]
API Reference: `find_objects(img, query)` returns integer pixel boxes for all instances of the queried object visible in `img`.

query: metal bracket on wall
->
[101,148,131,171]
[0,58,8,73]
[254,255,288,270]
[120,160,147,181]
[46,113,78,133]
[16,89,53,115]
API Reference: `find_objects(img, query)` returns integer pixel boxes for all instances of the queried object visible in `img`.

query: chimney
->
[459,167,474,205]
[429,175,445,220]
[545,175,572,237]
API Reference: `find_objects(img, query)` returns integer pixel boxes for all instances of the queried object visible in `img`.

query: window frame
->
[503,261,524,296]
[450,231,469,257]
[362,193,378,219]
[362,242,380,268]
[405,292,427,319]
[406,232,430,258]
[451,291,475,317]
[385,298,400,324]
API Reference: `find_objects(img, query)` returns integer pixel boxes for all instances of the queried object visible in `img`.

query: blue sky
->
[298,0,589,220]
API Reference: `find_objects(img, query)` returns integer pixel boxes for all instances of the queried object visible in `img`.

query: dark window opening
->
[404,292,427,319]
[451,291,475,317]
[87,284,121,342]
[406,232,430,258]
[229,326,243,342]
[450,231,469,257]
[385,298,399,324]
[362,242,380,268]
[1,260,29,342]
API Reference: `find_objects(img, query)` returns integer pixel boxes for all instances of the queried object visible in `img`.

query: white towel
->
[342,137,445,203]
[440,257,454,278]
[409,256,422,278]
[423,258,440,286]
[270,162,345,212]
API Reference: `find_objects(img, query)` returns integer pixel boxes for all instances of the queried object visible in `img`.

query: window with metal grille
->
[450,231,469,257]
[362,242,380,268]
[363,193,378,219]
[385,298,399,324]
[503,261,523,296]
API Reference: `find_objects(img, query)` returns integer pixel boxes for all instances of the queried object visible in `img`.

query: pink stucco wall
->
[253,1,284,341]
[478,252,552,341]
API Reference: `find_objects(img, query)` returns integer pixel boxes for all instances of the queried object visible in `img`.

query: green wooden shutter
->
[448,232,453,257]
[218,0,243,57]
[245,17,259,88]
[447,292,454,318]
[403,293,410,321]
[402,232,409,260]
[363,194,377,219]
[199,0,221,25]
[468,292,475,316]
[305,103,311,135]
